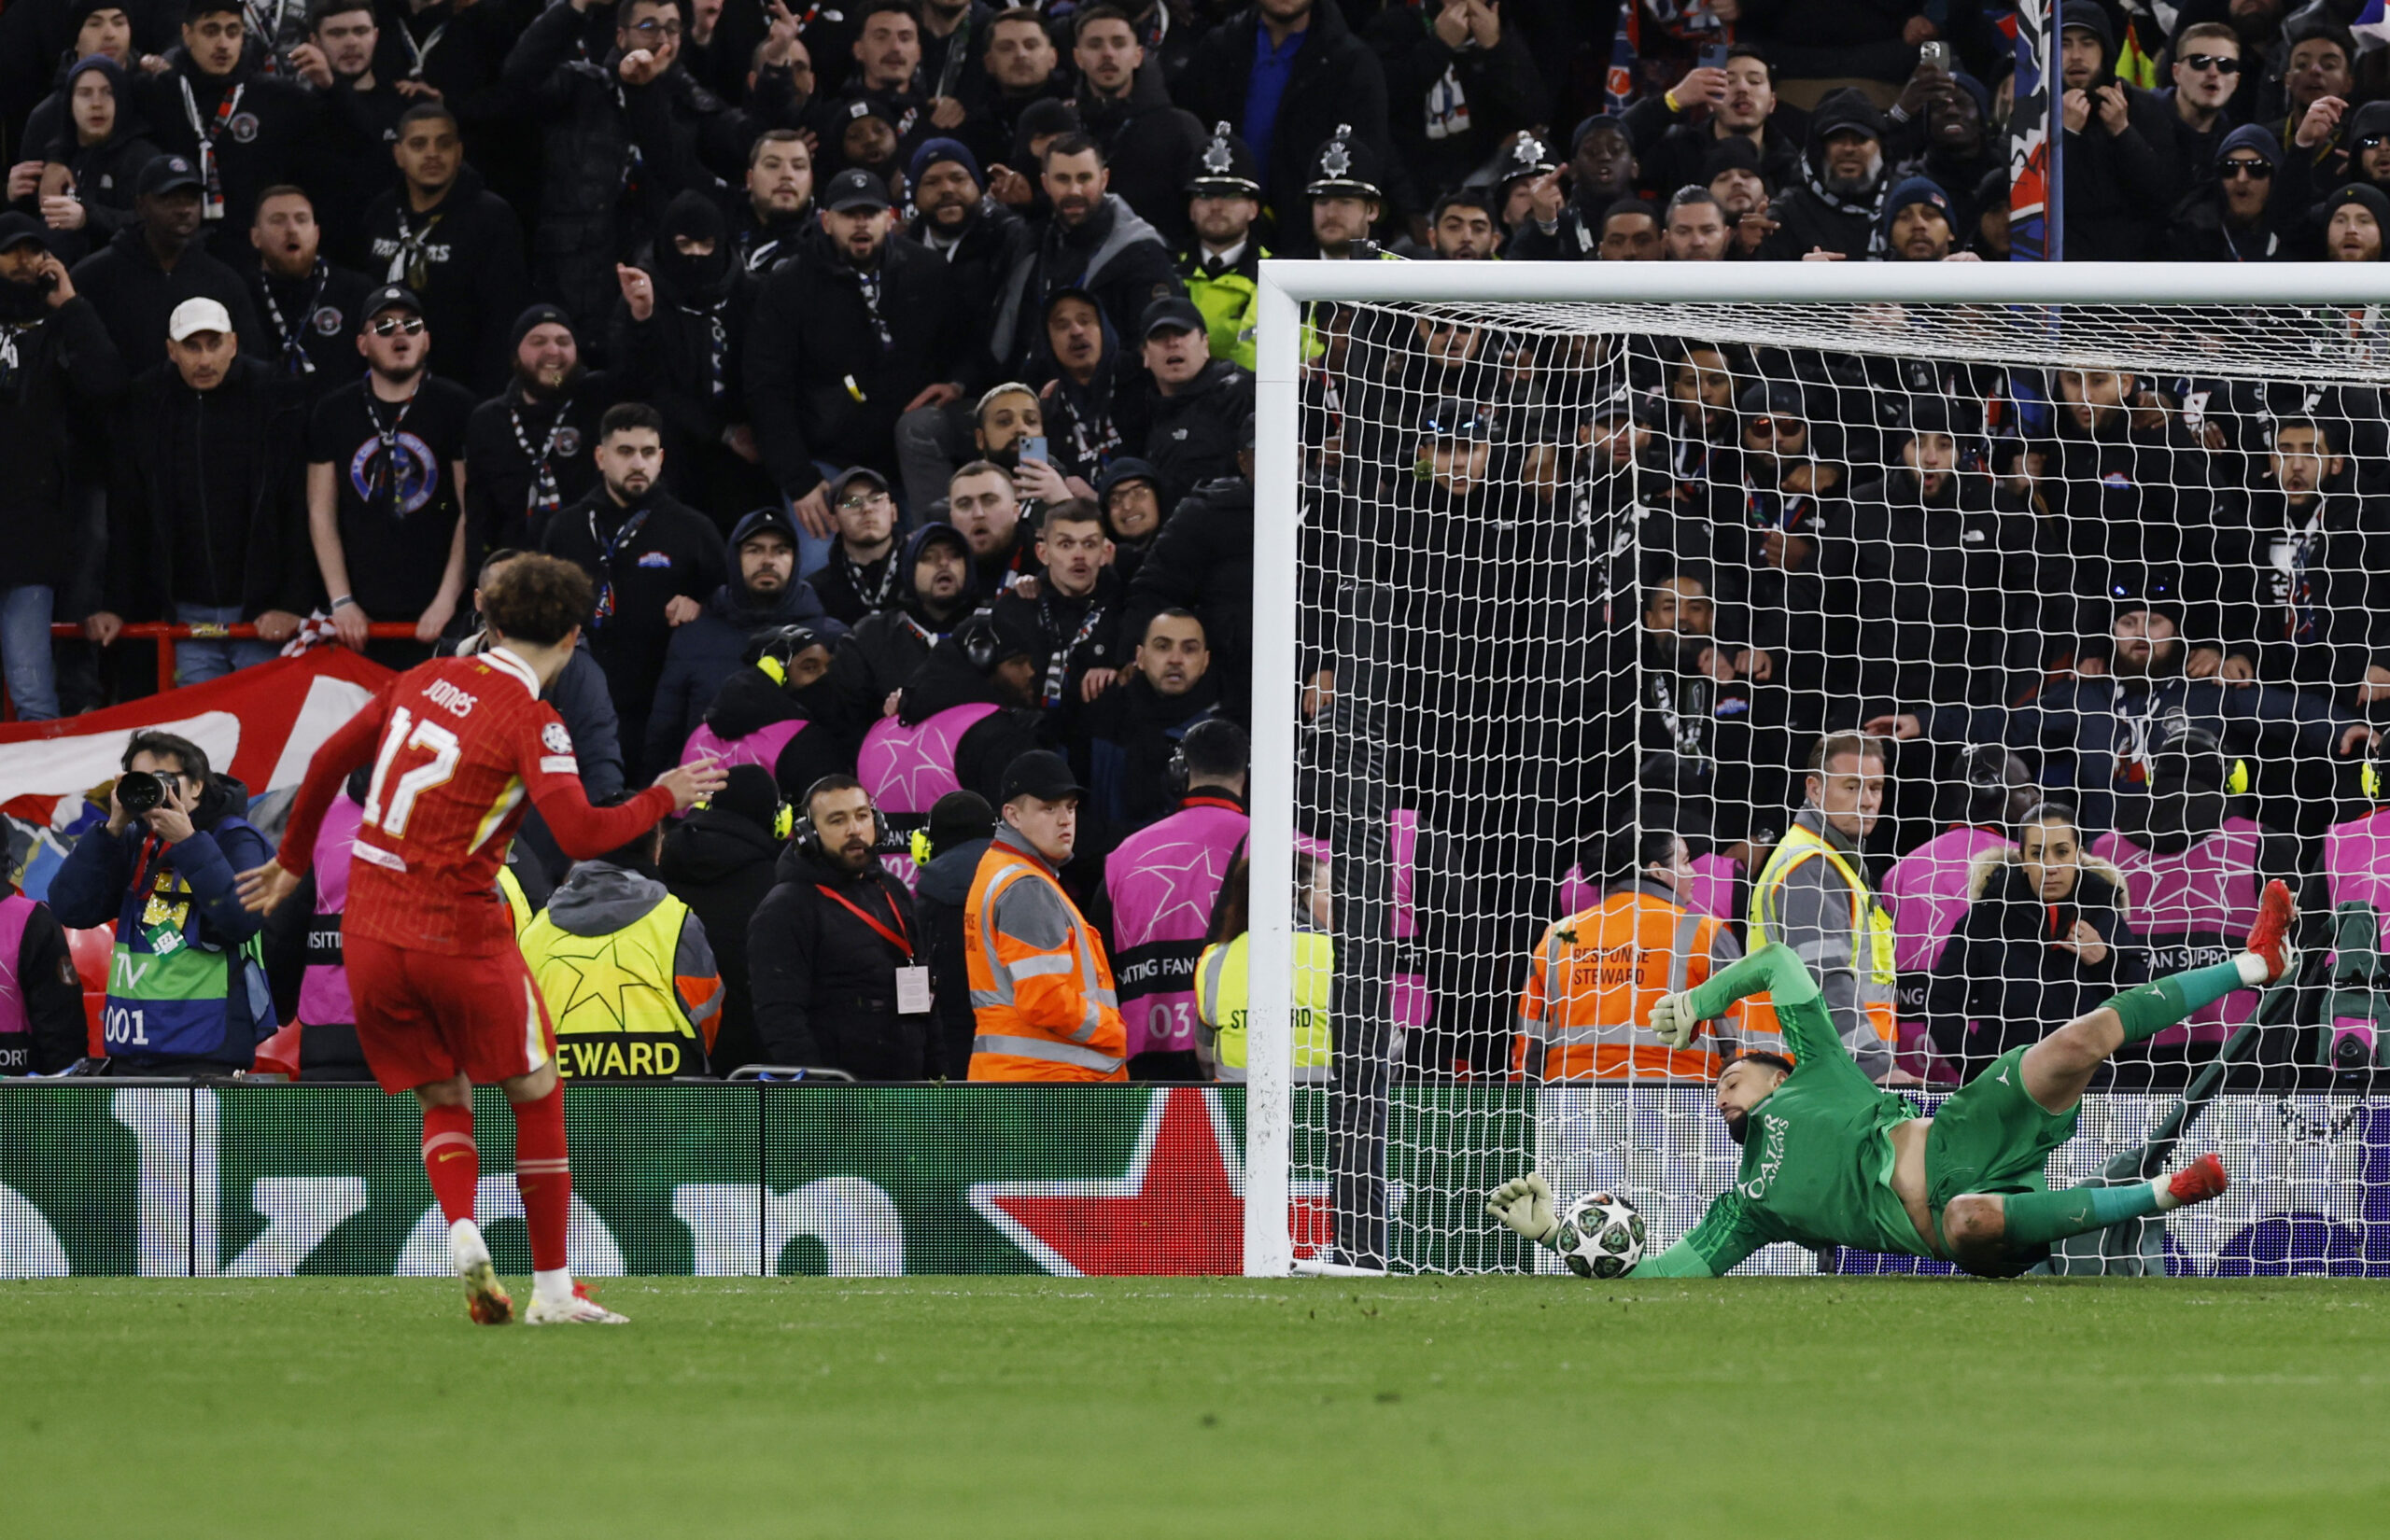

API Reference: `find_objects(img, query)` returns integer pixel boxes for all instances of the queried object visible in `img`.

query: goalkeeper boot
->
[526,1281,628,1326]
[2160,1153,2230,1211]
[2244,879,2299,986]
[448,1219,513,1326]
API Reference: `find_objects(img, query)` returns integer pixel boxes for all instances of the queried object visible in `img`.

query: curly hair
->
[480,552,593,647]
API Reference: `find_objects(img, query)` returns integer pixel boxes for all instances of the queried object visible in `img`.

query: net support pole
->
[1244,272,1300,1278]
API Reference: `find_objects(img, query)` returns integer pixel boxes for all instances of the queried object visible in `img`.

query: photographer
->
[49,731,276,1074]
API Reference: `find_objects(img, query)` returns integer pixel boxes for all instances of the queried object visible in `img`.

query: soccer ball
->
[1556,1191,1647,1279]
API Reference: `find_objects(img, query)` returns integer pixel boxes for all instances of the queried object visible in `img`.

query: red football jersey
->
[279,648,674,956]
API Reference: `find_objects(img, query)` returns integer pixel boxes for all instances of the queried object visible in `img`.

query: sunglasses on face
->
[837,492,890,511]
[628,19,682,37]
[2220,159,2272,179]
[2179,53,2242,76]
[2359,135,2390,152]
[370,315,425,336]
[1747,416,1801,437]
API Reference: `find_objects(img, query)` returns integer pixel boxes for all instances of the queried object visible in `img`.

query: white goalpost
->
[1247,260,2390,1279]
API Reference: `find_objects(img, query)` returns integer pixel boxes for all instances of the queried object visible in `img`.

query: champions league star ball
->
[1556,1191,1647,1279]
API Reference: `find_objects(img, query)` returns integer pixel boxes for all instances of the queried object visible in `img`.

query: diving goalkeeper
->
[1487,880,2299,1278]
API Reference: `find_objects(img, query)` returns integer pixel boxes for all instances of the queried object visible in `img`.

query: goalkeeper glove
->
[1649,990,1698,1051]
[1485,1171,1561,1249]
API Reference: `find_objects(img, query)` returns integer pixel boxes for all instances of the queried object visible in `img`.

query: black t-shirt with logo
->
[305,373,478,619]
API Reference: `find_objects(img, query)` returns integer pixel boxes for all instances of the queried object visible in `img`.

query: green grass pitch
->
[4,1277,2384,1539]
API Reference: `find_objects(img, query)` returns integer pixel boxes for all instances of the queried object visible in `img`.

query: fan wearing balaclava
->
[612,189,772,516]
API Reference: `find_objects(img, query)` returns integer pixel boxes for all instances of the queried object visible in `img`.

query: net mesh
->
[1284,294,2390,1276]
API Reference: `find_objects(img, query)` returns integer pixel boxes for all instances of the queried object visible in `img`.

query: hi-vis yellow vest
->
[1194,931,1335,1082]
[1748,823,1898,1049]
[519,895,700,1079]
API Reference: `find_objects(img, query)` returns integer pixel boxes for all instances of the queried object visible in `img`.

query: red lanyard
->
[816,884,912,961]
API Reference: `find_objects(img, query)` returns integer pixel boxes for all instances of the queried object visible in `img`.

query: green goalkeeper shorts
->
[1924,1045,2082,1214]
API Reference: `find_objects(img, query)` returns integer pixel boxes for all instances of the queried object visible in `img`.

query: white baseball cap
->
[167,297,233,343]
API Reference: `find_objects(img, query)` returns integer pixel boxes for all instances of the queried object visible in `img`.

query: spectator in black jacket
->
[95,298,311,682]
[1081,606,1225,835]
[681,625,856,797]
[22,53,159,267]
[1097,455,1163,587]
[0,215,125,721]
[612,189,773,523]
[988,133,1183,373]
[1070,5,1206,246]
[2055,1,2179,261]
[1741,0,1921,96]
[990,497,1123,721]
[1174,0,1401,237]
[1365,0,1542,205]
[659,763,787,1073]
[1133,295,1250,506]
[1619,45,1802,207]
[464,303,624,555]
[242,185,373,394]
[2163,21,2249,188]
[1510,113,1638,261]
[732,127,816,273]
[748,773,931,1078]
[823,521,978,726]
[503,0,731,329]
[286,1,411,263]
[745,167,970,568]
[1927,804,2144,1083]
[358,102,528,394]
[911,789,994,1078]
[643,504,842,769]
[72,152,264,369]
[540,400,727,774]
[137,0,316,249]
[1756,87,1891,260]
[2166,123,2285,262]
[810,466,904,626]
[1123,469,1251,686]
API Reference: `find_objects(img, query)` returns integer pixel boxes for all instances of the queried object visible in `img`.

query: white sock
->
[2151,1176,2184,1213]
[533,1267,575,1305]
[2233,952,2270,987]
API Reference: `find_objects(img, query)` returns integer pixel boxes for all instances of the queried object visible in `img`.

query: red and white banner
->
[0,649,392,827]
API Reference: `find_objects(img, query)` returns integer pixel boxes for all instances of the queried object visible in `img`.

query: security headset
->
[2364,759,2383,802]
[1169,716,1246,801]
[791,775,881,862]
[955,610,1001,673]
[746,624,828,688]
[2151,724,2251,798]
[692,783,796,841]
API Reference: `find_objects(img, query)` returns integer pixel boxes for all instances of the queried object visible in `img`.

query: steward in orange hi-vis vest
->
[1511,879,1747,1082]
[964,823,1129,1082]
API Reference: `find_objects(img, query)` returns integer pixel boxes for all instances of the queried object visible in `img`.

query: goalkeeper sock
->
[1999,1182,2170,1248]
[420,1104,477,1225]
[2102,958,2261,1046]
[512,1085,572,1276]
[1681,943,1818,1022]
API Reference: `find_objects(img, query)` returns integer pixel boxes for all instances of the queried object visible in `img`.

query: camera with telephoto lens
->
[116,770,168,815]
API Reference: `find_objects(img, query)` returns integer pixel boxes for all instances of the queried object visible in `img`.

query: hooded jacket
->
[1756,88,1891,261]
[824,523,981,729]
[747,839,929,1077]
[1037,285,1145,481]
[111,353,314,621]
[526,859,721,1078]
[612,189,761,474]
[643,506,846,767]
[658,801,783,1072]
[745,224,968,497]
[48,772,274,1070]
[1925,845,2143,1076]
[69,217,265,371]
[32,56,159,262]
[1140,357,1252,509]
[2054,0,2181,260]
[2167,122,2289,262]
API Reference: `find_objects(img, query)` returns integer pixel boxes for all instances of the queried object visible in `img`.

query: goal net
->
[1243,264,2390,1279]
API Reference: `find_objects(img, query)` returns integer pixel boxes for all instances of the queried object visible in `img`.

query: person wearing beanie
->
[2278,97,2390,259]
[904,134,1026,350]
[465,302,627,555]
[2322,181,2390,261]
[1067,4,1208,247]
[2051,0,2179,260]
[1619,43,1805,210]
[658,763,789,1074]
[12,3,152,177]
[1756,87,1893,260]
[355,101,527,394]
[1877,175,1959,261]
[1886,67,1997,232]
[912,788,996,1077]
[2165,124,2285,262]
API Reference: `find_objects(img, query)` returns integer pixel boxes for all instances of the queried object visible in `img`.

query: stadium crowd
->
[3,0,2389,1091]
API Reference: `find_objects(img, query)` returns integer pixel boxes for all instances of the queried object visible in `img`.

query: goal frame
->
[1244,259,2390,1277]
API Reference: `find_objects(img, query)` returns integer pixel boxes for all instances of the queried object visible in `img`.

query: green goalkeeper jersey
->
[1642,984,1933,1277]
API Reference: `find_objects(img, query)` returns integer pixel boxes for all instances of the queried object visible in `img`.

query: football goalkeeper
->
[1487,880,2299,1278]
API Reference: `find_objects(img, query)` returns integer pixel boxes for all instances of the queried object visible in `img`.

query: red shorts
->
[346,937,556,1095]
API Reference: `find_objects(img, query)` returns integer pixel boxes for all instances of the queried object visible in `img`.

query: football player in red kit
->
[240,554,726,1324]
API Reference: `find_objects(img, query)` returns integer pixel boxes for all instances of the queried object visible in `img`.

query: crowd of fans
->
[3,0,2389,1087]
